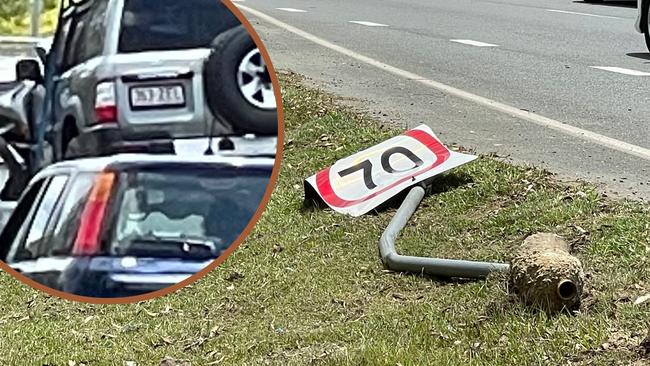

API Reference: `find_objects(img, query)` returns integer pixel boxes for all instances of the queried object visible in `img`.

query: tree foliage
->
[0,0,60,35]
[0,0,30,21]
[0,0,59,21]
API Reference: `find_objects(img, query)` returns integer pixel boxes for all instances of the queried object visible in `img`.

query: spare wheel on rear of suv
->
[204,26,277,136]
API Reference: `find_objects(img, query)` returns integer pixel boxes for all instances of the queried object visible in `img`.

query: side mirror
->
[15,59,43,84]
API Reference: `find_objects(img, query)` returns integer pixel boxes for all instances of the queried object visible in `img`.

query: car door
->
[50,7,87,161]
[39,10,74,166]
[52,1,108,160]
[65,0,109,132]
[2,175,69,289]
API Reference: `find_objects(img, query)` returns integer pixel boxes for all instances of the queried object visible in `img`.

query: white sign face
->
[305,124,477,217]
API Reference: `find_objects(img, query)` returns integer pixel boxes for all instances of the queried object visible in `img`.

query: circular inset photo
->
[0,0,283,303]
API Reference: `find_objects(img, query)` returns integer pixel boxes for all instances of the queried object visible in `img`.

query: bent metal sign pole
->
[305,124,477,217]
[305,124,510,279]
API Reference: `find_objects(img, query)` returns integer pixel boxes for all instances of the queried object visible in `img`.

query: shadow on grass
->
[391,270,483,285]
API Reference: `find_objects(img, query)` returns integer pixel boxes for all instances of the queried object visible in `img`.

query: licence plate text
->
[130,85,185,109]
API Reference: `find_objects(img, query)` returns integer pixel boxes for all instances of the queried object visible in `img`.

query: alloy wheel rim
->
[237,49,276,110]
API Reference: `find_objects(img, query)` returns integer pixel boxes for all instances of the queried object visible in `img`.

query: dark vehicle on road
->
[637,0,650,51]
[0,0,277,199]
[0,153,273,298]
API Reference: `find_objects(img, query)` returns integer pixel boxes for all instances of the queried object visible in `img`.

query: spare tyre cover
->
[204,26,278,136]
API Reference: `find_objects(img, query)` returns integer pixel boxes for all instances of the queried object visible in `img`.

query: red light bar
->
[94,105,118,125]
[72,172,116,256]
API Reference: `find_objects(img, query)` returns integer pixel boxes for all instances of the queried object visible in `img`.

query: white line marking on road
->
[349,21,389,27]
[238,4,650,161]
[276,7,307,13]
[590,66,650,76]
[450,39,499,47]
[546,9,623,19]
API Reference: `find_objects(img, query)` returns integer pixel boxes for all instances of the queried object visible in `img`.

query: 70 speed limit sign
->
[305,124,477,217]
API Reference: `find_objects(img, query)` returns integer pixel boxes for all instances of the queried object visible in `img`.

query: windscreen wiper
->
[124,235,221,257]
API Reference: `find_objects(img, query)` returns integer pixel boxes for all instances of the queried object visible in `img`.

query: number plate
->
[130,85,185,109]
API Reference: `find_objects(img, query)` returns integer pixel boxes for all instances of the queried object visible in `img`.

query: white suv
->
[9,0,278,164]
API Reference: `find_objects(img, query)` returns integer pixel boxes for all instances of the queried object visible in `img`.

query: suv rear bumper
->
[74,124,279,159]
[75,124,176,157]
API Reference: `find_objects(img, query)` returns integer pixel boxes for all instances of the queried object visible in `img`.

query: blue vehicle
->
[0,150,274,298]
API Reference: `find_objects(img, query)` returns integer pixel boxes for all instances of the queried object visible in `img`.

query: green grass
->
[0,72,649,365]
[0,1,58,36]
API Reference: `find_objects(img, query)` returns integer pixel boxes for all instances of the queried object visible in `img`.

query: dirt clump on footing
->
[510,233,585,312]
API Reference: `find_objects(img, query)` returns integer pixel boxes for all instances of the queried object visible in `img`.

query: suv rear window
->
[118,0,241,53]
[107,165,270,259]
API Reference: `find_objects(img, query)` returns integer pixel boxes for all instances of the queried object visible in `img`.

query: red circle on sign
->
[315,129,451,208]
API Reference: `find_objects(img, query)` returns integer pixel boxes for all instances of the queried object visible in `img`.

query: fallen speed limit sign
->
[305,124,477,216]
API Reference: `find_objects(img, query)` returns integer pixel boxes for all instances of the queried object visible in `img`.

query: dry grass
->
[0,72,648,365]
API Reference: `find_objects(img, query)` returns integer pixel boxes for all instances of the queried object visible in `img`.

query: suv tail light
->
[72,172,116,255]
[94,81,117,124]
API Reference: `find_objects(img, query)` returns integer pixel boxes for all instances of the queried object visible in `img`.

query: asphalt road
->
[236,0,650,200]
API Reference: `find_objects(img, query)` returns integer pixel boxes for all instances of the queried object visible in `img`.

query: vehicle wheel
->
[644,0,650,52]
[204,25,278,136]
[59,119,79,161]
[64,137,84,159]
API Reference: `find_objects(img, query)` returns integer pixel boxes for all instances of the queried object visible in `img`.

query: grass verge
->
[0,72,649,365]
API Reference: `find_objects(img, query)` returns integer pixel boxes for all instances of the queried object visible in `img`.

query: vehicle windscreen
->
[118,0,241,53]
[108,165,271,259]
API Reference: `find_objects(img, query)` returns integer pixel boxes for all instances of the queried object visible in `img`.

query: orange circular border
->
[0,0,285,304]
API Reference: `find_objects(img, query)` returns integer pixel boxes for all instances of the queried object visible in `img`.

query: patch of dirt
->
[568,327,650,365]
